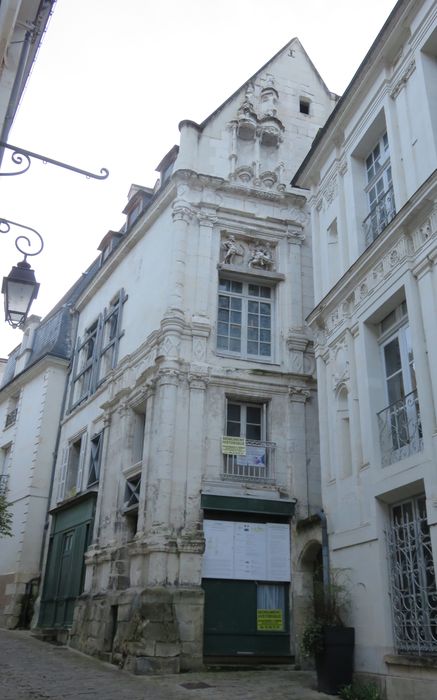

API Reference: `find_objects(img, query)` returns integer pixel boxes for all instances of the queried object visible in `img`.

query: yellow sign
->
[221,436,246,455]
[257,609,283,631]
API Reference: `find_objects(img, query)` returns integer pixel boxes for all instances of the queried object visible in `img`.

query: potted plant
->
[301,569,355,695]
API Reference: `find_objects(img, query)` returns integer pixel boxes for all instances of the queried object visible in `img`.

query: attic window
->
[299,98,310,115]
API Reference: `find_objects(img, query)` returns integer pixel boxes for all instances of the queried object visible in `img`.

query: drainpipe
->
[317,508,330,595]
[37,305,78,574]
[0,29,32,159]
[0,0,57,162]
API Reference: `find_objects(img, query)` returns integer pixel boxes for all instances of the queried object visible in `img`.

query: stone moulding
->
[309,200,437,345]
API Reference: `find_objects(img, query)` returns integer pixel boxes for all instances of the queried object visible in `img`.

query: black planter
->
[315,625,355,695]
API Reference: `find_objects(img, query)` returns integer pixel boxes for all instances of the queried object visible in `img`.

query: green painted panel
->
[201,494,295,517]
[51,493,96,534]
[203,579,290,656]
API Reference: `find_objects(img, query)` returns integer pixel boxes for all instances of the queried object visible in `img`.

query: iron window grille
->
[87,432,103,486]
[4,408,17,428]
[386,495,437,655]
[124,474,141,511]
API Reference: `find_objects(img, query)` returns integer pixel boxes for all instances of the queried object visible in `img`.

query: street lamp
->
[2,259,40,328]
[0,142,109,328]
[0,218,43,328]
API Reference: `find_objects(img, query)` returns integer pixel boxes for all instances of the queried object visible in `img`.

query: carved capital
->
[172,199,194,223]
[287,227,305,244]
[390,59,416,100]
[197,210,218,227]
[288,386,311,403]
[156,367,180,386]
[188,369,209,390]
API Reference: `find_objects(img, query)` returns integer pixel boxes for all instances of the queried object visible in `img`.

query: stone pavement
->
[0,628,332,700]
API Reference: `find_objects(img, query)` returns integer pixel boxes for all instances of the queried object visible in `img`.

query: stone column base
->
[69,585,204,674]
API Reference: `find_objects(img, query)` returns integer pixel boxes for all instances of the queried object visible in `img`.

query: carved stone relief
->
[318,233,416,340]
[390,59,416,100]
[248,240,274,270]
[228,79,286,193]
[220,232,277,270]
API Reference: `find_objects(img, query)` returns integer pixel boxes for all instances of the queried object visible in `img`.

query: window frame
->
[216,277,275,362]
[57,431,88,502]
[377,302,422,465]
[225,399,267,442]
[69,289,126,410]
[363,131,396,244]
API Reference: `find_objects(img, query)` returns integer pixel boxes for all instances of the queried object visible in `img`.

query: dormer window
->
[155,145,179,190]
[98,231,123,264]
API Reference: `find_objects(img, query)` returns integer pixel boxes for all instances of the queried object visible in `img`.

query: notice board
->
[202,520,291,582]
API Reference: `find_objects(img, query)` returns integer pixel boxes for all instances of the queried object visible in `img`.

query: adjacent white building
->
[0,268,98,627]
[0,0,57,628]
[293,0,437,696]
[36,41,337,671]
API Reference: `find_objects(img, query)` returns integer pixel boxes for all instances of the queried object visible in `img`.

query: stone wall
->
[69,586,204,673]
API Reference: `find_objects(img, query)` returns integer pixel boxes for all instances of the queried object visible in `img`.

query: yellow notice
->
[257,609,283,631]
[221,436,246,455]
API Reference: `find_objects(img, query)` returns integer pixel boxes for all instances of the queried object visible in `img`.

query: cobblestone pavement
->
[0,629,332,700]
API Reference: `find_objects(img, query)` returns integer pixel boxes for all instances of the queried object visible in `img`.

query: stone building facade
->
[293,0,437,697]
[0,265,99,628]
[36,40,337,671]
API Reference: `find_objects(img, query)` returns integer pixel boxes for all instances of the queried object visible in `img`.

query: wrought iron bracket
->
[0,141,109,179]
[0,218,44,261]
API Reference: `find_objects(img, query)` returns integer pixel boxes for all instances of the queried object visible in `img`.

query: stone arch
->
[293,535,323,666]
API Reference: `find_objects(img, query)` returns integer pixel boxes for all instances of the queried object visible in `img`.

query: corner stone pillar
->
[175,370,208,586]
[169,196,193,312]
[288,386,311,516]
[287,227,305,331]
[195,209,217,319]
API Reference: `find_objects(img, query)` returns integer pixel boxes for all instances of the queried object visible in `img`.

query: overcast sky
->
[0,0,397,357]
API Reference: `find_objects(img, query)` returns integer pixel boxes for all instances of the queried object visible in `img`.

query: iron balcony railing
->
[4,408,17,428]
[363,186,396,247]
[377,388,423,467]
[0,474,9,494]
[222,438,276,482]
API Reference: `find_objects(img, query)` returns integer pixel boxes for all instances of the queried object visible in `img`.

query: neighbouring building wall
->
[0,360,68,627]
[295,1,437,698]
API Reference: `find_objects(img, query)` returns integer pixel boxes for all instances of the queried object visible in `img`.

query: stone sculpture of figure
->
[248,243,273,269]
[222,235,240,264]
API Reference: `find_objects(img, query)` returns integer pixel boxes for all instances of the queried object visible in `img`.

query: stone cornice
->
[0,354,69,399]
[307,171,437,334]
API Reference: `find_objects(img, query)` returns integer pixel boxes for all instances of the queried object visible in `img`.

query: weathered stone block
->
[155,642,180,657]
[133,656,180,675]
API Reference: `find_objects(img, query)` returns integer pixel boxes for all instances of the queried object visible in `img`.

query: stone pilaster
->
[194,209,217,319]
[288,386,311,516]
[168,196,193,312]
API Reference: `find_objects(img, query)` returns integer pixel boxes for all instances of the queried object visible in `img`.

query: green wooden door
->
[203,579,290,657]
[39,495,95,628]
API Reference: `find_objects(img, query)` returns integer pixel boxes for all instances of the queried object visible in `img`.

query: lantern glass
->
[2,260,39,328]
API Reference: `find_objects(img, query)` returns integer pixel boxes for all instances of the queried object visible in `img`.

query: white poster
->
[202,519,291,582]
[202,520,234,579]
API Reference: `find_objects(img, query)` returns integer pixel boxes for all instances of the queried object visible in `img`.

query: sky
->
[0,0,398,357]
